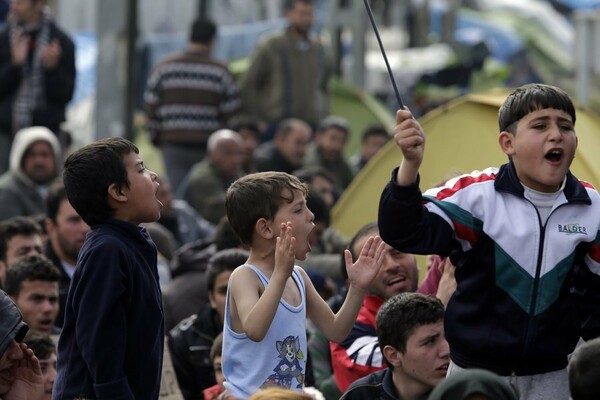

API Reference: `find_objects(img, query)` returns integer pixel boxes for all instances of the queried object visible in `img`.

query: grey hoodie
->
[0,126,61,220]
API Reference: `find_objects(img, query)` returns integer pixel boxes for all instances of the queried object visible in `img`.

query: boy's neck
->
[246,246,276,277]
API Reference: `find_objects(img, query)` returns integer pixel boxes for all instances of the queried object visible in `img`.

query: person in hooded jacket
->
[0,126,60,221]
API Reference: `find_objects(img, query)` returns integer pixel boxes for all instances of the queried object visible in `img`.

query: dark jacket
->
[168,304,222,400]
[254,141,299,174]
[162,239,215,332]
[0,21,76,133]
[340,369,430,400]
[53,220,164,400]
[378,163,600,376]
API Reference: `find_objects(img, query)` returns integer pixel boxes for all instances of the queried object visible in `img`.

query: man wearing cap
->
[0,289,44,399]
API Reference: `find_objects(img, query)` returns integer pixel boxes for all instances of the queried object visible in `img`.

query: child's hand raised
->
[344,235,385,292]
[394,108,425,165]
[274,221,296,279]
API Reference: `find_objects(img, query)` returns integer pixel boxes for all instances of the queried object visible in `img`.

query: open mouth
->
[38,318,54,332]
[436,363,449,376]
[387,275,406,287]
[545,149,563,163]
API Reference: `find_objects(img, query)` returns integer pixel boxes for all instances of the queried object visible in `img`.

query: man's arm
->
[0,31,22,101]
[43,32,76,105]
[304,237,385,343]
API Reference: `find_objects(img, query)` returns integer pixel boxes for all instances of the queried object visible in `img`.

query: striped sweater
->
[144,50,240,147]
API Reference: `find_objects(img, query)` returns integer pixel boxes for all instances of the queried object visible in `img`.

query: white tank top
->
[222,264,307,399]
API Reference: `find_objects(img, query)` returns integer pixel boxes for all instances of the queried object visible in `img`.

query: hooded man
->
[0,126,61,221]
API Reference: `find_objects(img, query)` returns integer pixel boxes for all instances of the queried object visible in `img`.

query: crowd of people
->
[0,0,599,400]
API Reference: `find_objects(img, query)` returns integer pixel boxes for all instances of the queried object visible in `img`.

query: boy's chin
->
[296,252,308,261]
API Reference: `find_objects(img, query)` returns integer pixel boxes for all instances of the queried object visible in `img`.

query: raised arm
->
[394,108,425,186]
[229,222,296,342]
[305,236,385,343]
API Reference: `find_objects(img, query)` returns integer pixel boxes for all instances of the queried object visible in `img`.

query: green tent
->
[332,88,600,239]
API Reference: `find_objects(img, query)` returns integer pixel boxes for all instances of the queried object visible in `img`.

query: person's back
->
[54,137,164,400]
[378,83,600,400]
[221,171,385,399]
[144,17,241,190]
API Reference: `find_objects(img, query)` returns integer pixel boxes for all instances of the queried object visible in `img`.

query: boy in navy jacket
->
[54,137,164,399]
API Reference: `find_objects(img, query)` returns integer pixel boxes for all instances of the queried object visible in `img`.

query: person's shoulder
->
[49,22,75,45]
[342,369,390,400]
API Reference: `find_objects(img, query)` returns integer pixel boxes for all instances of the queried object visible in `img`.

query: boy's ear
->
[107,183,127,203]
[382,345,403,368]
[498,131,516,157]
[255,217,275,240]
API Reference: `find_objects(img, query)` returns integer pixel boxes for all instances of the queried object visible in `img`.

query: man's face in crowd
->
[209,270,233,324]
[5,234,43,269]
[352,231,418,300]
[278,124,311,168]
[0,340,25,395]
[39,352,56,400]
[22,141,56,185]
[394,321,449,392]
[10,0,43,26]
[46,199,89,265]
[13,280,59,334]
[287,1,314,37]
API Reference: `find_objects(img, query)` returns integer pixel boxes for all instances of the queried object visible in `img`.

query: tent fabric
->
[332,88,600,240]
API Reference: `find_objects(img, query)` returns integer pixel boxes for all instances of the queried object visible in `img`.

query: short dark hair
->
[23,330,56,360]
[228,115,262,141]
[376,293,445,368]
[0,217,42,262]
[210,332,223,361]
[4,255,61,297]
[275,118,312,140]
[498,83,576,133]
[361,124,390,143]
[569,337,600,400]
[226,172,308,245]
[348,222,379,260]
[214,216,243,251]
[206,248,248,293]
[306,190,330,226]
[45,177,68,222]
[317,115,350,137]
[293,166,335,186]
[63,137,138,226]
[190,18,216,44]
[283,0,314,12]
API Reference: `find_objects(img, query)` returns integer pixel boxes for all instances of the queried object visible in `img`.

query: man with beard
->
[329,222,420,394]
[240,0,331,139]
[0,126,60,221]
[44,178,89,328]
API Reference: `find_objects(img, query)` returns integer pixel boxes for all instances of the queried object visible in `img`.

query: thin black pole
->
[362,0,404,109]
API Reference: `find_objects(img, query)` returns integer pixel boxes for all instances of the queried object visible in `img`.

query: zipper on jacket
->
[522,201,567,356]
